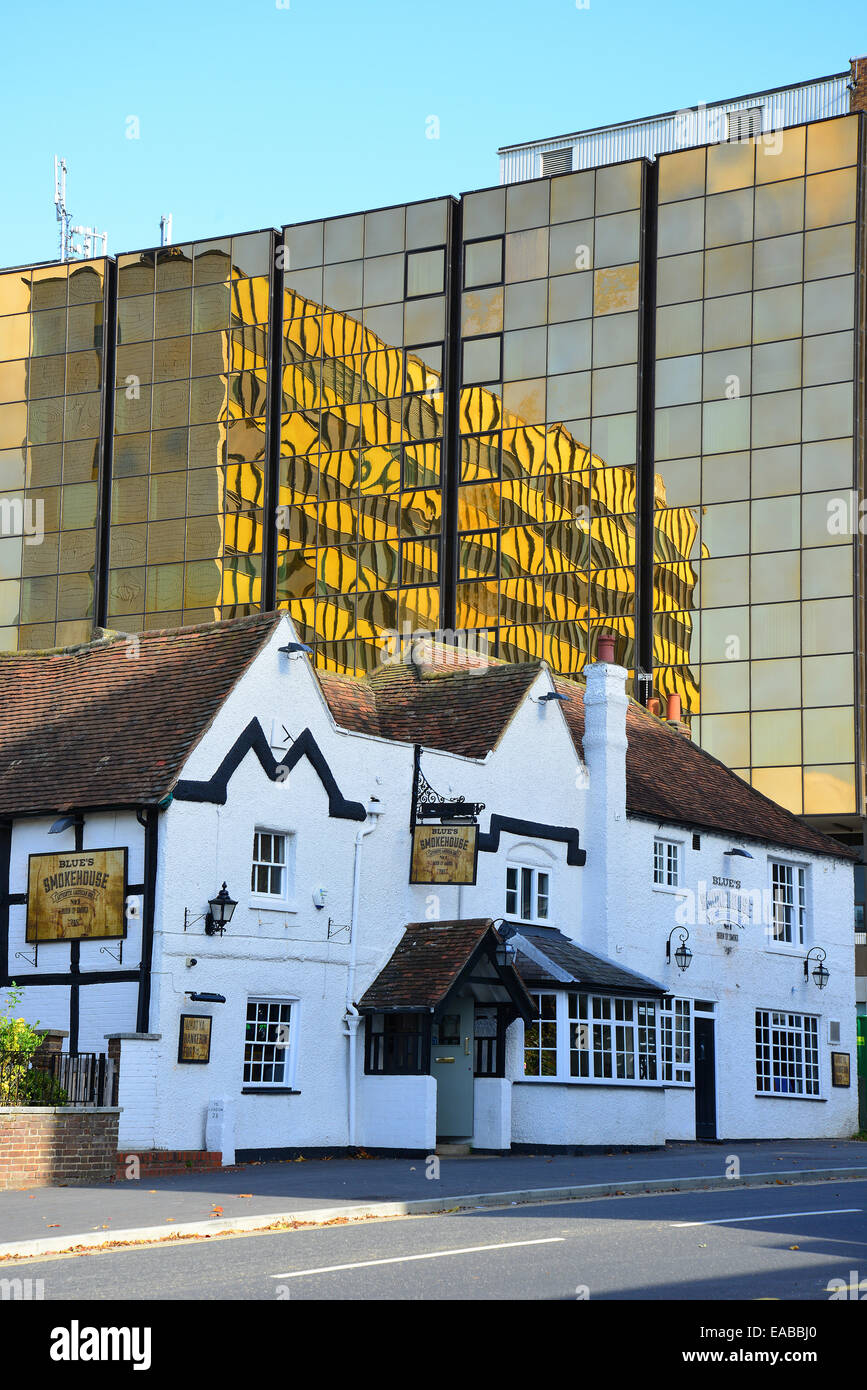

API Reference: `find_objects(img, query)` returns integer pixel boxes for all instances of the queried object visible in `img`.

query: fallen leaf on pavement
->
[47,1224,60,1228]
[789,1245,799,1250]
[239,1194,253,1199]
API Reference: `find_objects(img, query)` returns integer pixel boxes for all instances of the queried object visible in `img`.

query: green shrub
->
[20,1070,68,1106]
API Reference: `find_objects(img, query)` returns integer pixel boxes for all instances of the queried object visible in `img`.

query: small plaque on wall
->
[831,1052,850,1087]
[178,1015,212,1064]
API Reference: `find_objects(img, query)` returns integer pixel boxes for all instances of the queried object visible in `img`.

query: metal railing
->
[0,1051,115,1107]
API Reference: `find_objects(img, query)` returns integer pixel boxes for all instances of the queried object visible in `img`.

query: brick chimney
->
[850,56,867,112]
[582,644,629,956]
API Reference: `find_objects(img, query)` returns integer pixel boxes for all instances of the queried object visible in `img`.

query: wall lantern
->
[496,943,517,968]
[804,946,829,990]
[666,927,693,971]
[205,883,237,936]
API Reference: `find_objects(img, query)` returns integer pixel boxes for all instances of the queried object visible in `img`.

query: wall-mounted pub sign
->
[410,823,478,885]
[178,1015,212,1064]
[831,1051,850,1087]
[26,848,127,942]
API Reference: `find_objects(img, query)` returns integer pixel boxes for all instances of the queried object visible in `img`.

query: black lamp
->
[804,946,829,989]
[490,918,517,967]
[666,926,693,971]
[205,883,237,936]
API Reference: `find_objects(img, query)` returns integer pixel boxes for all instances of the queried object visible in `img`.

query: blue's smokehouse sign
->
[26,849,128,942]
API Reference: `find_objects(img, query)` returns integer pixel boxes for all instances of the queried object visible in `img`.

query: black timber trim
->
[3,971,141,988]
[441,196,462,632]
[635,158,657,689]
[93,256,117,630]
[69,818,84,1050]
[0,821,10,988]
[477,814,586,866]
[262,229,283,612]
[173,720,367,820]
[136,807,158,1033]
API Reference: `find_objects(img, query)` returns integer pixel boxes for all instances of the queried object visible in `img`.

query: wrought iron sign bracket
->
[14,945,37,969]
[99,942,123,964]
[410,745,485,831]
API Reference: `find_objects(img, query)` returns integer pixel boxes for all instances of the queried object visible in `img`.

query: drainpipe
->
[345,797,383,1148]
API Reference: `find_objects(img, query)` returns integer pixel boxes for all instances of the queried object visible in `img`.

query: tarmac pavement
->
[0,1138,865,1260]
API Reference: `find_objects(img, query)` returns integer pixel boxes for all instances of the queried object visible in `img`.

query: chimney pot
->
[666,693,681,723]
[647,697,661,717]
[596,632,616,665]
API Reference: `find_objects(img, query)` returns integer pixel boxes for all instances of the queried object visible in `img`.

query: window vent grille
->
[541,147,573,176]
[726,107,763,142]
[828,1019,841,1045]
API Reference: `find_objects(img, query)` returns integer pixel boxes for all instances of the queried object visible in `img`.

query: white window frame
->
[755,1008,820,1098]
[243,996,300,1090]
[653,837,682,890]
[660,997,693,1085]
[506,862,551,925]
[521,992,661,1086]
[250,828,296,910]
[768,858,807,949]
[522,991,558,1077]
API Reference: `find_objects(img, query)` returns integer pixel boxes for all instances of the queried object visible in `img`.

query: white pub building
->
[0,613,858,1159]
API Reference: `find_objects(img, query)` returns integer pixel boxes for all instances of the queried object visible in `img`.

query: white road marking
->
[271,1236,565,1278]
[672,1208,861,1228]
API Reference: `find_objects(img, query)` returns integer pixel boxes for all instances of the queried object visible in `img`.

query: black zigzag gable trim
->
[173,720,367,821]
[477,814,586,866]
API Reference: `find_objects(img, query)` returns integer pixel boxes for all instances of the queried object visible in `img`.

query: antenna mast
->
[53,156,107,261]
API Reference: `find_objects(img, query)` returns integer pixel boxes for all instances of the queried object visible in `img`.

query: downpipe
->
[344,797,383,1148]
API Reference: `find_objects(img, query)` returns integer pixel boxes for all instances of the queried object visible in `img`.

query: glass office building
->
[653,115,862,816]
[0,103,863,836]
[108,231,275,630]
[0,258,107,650]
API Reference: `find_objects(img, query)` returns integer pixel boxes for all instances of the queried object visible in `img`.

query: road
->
[15,1177,867,1302]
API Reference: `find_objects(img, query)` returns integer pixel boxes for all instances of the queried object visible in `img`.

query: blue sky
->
[0,0,864,268]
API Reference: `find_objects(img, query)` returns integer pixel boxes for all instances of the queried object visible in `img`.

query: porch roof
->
[357,919,535,1022]
[505,925,667,997]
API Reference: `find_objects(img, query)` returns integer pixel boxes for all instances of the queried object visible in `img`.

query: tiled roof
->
[358,918,535,1016]
[507,926,666,995]
[319,654,538,759]
[0,612,282,815]
[553,675,855,862]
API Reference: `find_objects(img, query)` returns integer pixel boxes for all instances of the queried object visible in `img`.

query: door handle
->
[464,1036,470,1056]
[435,1057,455,1063]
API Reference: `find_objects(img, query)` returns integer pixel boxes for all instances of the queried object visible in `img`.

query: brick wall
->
[850,56,867,114]
[114,1150,222,1180]
[0,1108,120,1190]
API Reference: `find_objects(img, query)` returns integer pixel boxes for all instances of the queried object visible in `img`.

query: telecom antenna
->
[160,214,173,247]
[53,156,107,261]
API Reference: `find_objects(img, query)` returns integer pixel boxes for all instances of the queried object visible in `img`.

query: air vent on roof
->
[541,147,573,176]
[726,107,763,142]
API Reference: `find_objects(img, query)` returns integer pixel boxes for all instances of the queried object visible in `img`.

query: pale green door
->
[431,993,475,1139]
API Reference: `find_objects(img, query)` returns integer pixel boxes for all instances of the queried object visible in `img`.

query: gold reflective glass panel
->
[108,235,272,628]
[0,259,105,649]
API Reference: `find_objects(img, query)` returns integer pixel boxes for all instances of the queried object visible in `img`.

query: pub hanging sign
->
[26,848,128,942]
[410,823,479,885]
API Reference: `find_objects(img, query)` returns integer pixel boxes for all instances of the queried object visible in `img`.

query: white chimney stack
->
[582,635,629,956]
